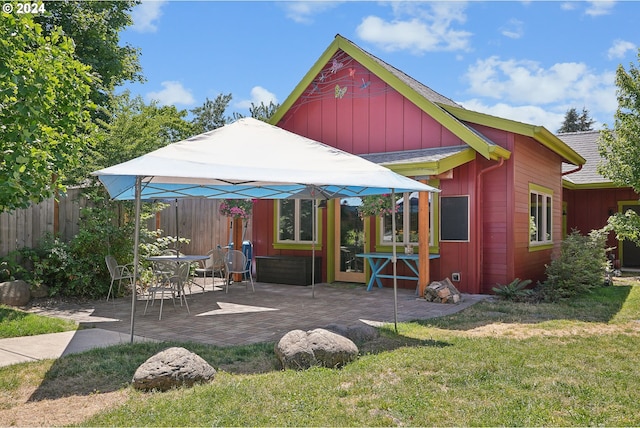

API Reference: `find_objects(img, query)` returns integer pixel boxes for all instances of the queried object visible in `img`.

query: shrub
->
[541,229,611,301]
[492,278,533,302]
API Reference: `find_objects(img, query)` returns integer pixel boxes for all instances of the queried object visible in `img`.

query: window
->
[277,199,316,243]
[530,184,553,246]
[440,196,469,241]
[379,192,434,246]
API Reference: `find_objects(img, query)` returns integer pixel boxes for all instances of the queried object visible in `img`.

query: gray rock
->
[275,328,359,370]
[324,323,380,344]
[132,347,216,391]
[0,280,31,306]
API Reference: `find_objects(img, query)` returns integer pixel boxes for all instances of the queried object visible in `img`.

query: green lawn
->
[2,282,640,426]
[0,305,77,338]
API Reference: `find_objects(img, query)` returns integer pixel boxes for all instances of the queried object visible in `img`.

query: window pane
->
[299,200,313,241]
[537,194,544,241]
[545,195,552,241]
[530,193,538,242]
[279,200,295,241]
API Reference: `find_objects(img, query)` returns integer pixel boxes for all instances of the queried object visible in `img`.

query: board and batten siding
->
[512,135,563,284]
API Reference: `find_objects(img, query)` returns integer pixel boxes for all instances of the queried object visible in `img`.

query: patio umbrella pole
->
[392,189,398,333]
[130,176,142,343]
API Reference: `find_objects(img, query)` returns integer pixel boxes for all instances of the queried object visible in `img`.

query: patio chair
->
[144,261,190,320]
[195,247,226,287]
[224,249,254,293]
[105,255,135,301]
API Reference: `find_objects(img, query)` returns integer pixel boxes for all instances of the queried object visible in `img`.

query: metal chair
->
[224,249,254,293]
[195,247,226,287]
[144,261,190,320]
[105,255,134,301]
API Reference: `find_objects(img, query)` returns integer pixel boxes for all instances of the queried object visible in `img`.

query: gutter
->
[562,165,583,176]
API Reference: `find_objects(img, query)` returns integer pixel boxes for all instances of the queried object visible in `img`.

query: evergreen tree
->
[558,107,595,133]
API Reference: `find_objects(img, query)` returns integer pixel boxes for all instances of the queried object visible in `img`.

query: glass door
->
[334,198,366,283]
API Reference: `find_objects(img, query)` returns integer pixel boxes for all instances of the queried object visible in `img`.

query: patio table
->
[146,254,210,293]
[356,252,440,291]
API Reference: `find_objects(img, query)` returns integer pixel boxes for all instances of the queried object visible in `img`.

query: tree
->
[0,14,94,212]
[598,49,640,244]
[84,92,194,176]
[557,107,595,133]
[190,93,233,134]
[35,1,143,117]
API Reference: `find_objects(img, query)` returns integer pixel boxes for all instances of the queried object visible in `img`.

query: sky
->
[118,0,640,133]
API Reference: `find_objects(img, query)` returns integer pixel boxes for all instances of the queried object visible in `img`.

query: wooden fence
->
[0,190,250,258]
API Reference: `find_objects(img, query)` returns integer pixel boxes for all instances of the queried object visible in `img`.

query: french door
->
[334,198,366,283]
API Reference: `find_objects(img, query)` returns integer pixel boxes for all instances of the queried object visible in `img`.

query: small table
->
[356,252,440,291]
[146,255,210,292]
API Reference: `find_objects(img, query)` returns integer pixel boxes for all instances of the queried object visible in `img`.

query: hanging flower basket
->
[219,199,253,219]
[358,194,397,218]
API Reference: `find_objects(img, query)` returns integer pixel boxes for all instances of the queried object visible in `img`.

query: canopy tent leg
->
[130,177,142,343]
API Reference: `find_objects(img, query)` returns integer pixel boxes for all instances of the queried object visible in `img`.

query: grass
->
[2,280,640,426]
[0,305,77,338]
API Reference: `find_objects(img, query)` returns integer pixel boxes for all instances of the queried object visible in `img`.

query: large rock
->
[275,328,359,370]
[0,280,31,306]
[323,323,380,344]
[132,347,216,391]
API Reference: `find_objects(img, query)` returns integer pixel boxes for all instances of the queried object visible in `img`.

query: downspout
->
[475,157,505,293]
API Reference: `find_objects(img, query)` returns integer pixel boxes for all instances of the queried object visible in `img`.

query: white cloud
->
[607,39,636,60]
[146,81,195,106]
[585,0,615,16]
[236,86,278,110]
[356,2,472,54]
[131,0,166,33]
[281,1,343,24]
[459,99,565,132]
[464,56,615,105]
[500,18,524,39]
[461,57,617,130]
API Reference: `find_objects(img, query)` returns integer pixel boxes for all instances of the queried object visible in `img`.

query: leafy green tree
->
[557,107,595,133]
[0,14,94,212]
[598,49,640,244]
[35,1,143,117]
[83,92,194,176]
[190,93,233,134]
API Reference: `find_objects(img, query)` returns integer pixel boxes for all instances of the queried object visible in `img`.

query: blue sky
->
[119,1,639,133]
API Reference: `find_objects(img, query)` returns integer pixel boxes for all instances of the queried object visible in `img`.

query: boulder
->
[132,347,216,391]
[0,280,31,306]
[323,323,380,344]
[275,328,359,370]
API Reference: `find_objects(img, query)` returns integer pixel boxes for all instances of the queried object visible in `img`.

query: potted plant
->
[219,199,253,219]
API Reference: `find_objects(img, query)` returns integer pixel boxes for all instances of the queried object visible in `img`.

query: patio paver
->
[26,279,489,347]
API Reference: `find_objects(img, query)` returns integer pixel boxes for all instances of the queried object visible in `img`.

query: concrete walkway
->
[2,279,488,367]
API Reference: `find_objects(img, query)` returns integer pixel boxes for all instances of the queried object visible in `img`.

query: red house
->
[560,130,640,268]
[251,34,585,294]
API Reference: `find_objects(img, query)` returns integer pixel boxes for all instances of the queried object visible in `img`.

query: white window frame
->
[529,184,553,246]
[379,192,434,247]
[276,199,317,244]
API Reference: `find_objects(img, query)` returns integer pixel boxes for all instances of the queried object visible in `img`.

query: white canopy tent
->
[93,117,439,340]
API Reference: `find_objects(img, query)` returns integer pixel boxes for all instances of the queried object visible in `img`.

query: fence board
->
[0,191,245,258]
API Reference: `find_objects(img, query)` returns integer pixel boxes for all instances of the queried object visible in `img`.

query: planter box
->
[256,256,321,286]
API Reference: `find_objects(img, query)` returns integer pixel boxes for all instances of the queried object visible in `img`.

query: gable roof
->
[272,34,587,167]
[271,34,510,161]
[557,130,616,188]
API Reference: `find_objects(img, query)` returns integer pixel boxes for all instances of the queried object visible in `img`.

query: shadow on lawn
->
[414,284,634,331]
[27,329,450,402]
